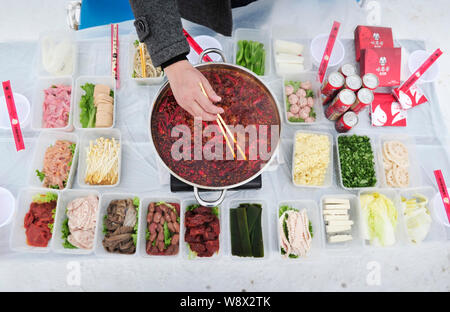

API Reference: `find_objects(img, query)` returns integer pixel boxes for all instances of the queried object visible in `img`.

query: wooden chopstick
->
[198,83,247,160]
[139,43,146,78]
[216,117,236,159]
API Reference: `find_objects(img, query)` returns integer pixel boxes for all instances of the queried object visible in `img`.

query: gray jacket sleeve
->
[128,0,190,67]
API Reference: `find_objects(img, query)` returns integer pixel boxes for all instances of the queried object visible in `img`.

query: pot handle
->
[198,48,227,64]
[194,187,227,207]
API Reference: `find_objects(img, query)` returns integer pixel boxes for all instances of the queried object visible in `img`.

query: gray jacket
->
[129,0,246,67]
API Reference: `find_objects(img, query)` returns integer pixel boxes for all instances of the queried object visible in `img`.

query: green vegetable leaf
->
[279,205,298,217]
[61,217,77,249]
[69,143,76,156]
[109,90,114,98]
[306,89,314,98]
[32,192,57,204]
[163,221,171,248]
[79,83,96,128]
[49,185,60,189]
[131,233,137,246]
[133,40,140,47]
[133,196,140,208]
[36,170,45,182]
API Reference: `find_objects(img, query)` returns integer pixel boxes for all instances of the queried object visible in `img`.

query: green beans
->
[236,40,266,76]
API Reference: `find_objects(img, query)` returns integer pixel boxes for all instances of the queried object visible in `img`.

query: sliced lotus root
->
[393,165,409,187]
[385,141,409,162]
[385,169,396,186]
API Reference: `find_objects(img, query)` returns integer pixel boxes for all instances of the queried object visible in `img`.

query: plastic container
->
[407,50,439,83]
[232,28,272,77]
[138,196,182,259]
[226,199,270,260]
[276,200,323,260]
[310,33,345,68]
[0,93,31,130]
[77,128,122,188]
[432,188,450,228]
[73,76,116,129]
[10,187,61,253]
[378,134,422,188]
[282,72,324,125]
[95,193,141,257]
[272,38,312,75]
[129,38,165,85]
[0,187,15,228]
[291,130,333,188]
[398,187,447,245]
[320,194,364,252]
[31,76,74,132]
[358,188,406,248]
[181,199,224,260]
[51,189,101,255]
[187,35,224,64]
[336,133,382,191]
[28,131,79,190]
[37,31,78,77]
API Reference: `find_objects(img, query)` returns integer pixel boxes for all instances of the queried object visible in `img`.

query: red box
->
[354,25,394,61]
[370,93,407,127]
[392,84,428,110]
[360,47,401,87]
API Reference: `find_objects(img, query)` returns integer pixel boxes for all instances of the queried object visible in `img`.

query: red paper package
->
[360,47,401,87]
[354,25,394,61]
[392,84,428,110]
[371,93,407,127]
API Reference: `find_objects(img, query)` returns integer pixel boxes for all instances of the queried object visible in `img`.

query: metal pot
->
[149,48,281,207]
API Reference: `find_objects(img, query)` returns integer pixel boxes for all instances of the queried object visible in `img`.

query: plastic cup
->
[0,187,15,228]
[310,33,345,68]
[432,189,450,228]
[0,93,30,129]
[186,35,223,64]
[407,50,439,83]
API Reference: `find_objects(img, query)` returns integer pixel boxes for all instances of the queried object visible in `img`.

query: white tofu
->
[328,235,353,243]
[323,198,350,205]
[326,225,352,233]
[323,209,348,215]
[324,203,351,210]
[324,215,349,222]
[327,220,354,227]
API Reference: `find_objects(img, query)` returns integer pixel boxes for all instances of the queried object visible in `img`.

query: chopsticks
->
[139,43,146,78]
[183,29,213,62]
[199,82,247,160]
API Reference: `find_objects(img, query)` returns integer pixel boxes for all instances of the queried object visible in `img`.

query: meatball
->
[300,81,312,89]
[299,109,309,120]
[290,104,300,114]
[296,88,306,98]
[305,116,315,123]
[307,97,314,107]
[288,94,299,105]
[285,85,294,96]
[302,106,311,114]
[298,97,308,107]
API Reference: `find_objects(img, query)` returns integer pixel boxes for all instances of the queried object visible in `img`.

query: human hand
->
[164,60,223,121]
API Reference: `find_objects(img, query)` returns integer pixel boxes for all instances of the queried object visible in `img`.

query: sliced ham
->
[42,84,71,128]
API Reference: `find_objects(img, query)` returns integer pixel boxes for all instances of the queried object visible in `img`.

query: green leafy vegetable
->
[69,143,76,156]
[133,40,139,47]
[236,40,266,76]
[48,208,56,233]
[36,170,45,182]
[32,192,57,204]
[109,90,114,98]
[61,217,77,249]
[133,196,140,208]
[163,222,172,248]
[79,82,96,128]
[338,135,377,188]
[102,215,108,235]
[49,185,60,189]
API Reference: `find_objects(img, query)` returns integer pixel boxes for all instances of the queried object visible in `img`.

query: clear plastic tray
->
[282,72,324,126]
[378,134,422,188]
[94,193,141,257]
[291,130,333,188]
[320,194,364,253]
[28,131,79,190]
[276,200,323,260]
[358,188,407,248]
[37,30,78,77]
[77,128,122,188]
[336,133,382,191]
[31,76,74,132]
[128,37,165,85]
[397,186,447,245]
[181,199,224,261]
[232,28,272,77]
[225,199,270,261]
[138,196,182,259]
[9,187,61,253]
[51,189,101,255]
[73,76,116,130]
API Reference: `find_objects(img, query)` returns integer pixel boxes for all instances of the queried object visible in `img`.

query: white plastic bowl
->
[310,33,345,68]
[0,187,15,228]
[0,93,31,130]
[408,50,439,83]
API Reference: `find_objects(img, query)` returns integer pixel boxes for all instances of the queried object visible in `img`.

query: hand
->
[164,60,223,121]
